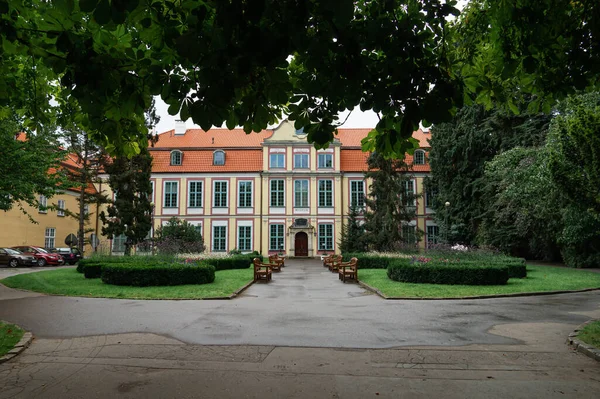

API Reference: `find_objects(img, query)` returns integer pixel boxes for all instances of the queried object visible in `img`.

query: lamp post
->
[149,202,155,255]
[444,201,450,244]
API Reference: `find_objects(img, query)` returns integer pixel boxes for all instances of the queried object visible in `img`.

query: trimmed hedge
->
[101,263,215,286]
[202,255,254,271]
[341,253,393,269]
[387,259,509,285]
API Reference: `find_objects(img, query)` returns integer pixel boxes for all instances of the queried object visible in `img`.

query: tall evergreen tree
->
[428,105,551,244]
[363,153,419,252]
[100,145,153,255]
[339,203,367,253]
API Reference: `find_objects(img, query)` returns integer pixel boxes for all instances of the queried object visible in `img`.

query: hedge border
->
[387,259,510,285]
[101,263,216,287]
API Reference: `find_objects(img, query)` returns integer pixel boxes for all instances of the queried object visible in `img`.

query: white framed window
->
[188,181,203,208]
[38,195,47,213]
[318,179,333,207]
[403,180,415,206]
[212,225,227,252]
[413,150,425,165]
[269,224,285,251]
[112,233,126,253]
[270,153,285,169]
[426,188,437,208]
[427,225,440,248]
[294,180,309,208]
[350,180,365,208]
[44,227,55,248]
[213,150,225,165]
[57,199,65,217]
[170,150,182,166]
[318,153,333,169]
[213,181,228,207]
[237,225,252,252]
[402,224,417,244]
[318,224,333,250]
[270,179,285,207]
[293,153,309,169]
[238,181,253,207]
[163,181,178,208]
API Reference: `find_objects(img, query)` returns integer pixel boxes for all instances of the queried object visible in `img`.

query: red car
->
[11,246,64,266]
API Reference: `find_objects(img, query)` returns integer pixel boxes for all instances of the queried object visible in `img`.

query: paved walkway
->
[1,259,600,397]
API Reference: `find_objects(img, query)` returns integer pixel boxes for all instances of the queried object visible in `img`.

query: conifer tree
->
[363,153,420,251]
[339,203,367,253]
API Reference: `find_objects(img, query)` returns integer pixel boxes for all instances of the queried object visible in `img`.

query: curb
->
[567,320,600,362]
[0,324,33,364]
[358,281,600,300]
[229,280,255,299]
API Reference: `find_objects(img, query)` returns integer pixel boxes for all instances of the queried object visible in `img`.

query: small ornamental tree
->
[339,203,367,254]
[155,218,205,254]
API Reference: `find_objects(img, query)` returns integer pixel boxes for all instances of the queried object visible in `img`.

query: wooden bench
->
[268,254,285,271]
[338,257,358,283]
[327,255,343,272]
[322,254,333,268]
[253,258,272,282]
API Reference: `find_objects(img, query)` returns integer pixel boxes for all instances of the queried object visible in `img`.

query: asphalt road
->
[1,260,599,348]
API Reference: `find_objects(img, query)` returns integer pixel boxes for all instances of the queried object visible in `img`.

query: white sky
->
[153,97,380,134]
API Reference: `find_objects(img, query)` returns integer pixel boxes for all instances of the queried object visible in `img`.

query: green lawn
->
[578,321,600,348]
[359,265,600,298]
[1,268,254,299]
[0,321,24,357]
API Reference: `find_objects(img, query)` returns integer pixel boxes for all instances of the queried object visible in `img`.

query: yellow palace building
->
[127,120,438,256]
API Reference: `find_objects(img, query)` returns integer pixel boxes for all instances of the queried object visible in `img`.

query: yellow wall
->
[0,190,97,255]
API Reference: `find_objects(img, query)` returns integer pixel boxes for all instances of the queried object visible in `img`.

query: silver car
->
[0,247,38,268]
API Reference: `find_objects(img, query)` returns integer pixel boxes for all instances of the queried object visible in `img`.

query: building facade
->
[0,153,99,255]
[135,120,438,256]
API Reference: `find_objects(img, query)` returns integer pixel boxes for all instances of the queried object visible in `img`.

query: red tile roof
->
[154,128,272,149]
[150,149,263,173]
[335,129,373,148]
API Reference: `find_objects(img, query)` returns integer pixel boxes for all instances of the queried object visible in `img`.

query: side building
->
[0,153,100,255]
[104,120,438,255]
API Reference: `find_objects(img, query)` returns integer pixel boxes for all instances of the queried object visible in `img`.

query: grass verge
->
[359,265,600,298]
[1,268,253,299]
[578,321,600,348]
[0,321,24,357]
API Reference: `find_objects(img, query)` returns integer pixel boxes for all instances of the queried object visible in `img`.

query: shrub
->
[193,255,253,271]
[101,263,215,286]
[387,258,509,285]
[341,253,394,269]
[83,263,103,279]
[155,218,205,254]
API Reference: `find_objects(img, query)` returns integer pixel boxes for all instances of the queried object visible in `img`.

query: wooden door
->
[294,232,308,257]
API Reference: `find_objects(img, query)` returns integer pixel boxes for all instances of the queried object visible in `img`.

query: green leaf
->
[79,0,98,12]
[93,0,111,25]
[167,101,180,116]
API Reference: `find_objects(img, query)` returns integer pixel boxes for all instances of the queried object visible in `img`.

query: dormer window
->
[413,150,425,165]
[213,150,225,165]
[170,150,182,166]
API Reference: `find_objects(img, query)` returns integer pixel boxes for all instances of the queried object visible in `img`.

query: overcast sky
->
[153,97,380,134]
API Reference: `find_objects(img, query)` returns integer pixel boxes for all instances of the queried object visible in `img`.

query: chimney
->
[174,120,186,136]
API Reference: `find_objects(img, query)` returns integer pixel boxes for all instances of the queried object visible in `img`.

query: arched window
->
[413,150,425,165]
[170,150,182,166]
[213,150,225,165]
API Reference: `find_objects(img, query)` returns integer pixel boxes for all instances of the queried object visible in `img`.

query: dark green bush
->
[387,259,509,285]
[83,263,103,279]
[202,255,253,271]
[101,263,215,286]
[341,253,393,269]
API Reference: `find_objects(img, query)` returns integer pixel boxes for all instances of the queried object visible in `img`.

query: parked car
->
[11,246,64,266]
[0,247,38,268]
[49,247,83,265]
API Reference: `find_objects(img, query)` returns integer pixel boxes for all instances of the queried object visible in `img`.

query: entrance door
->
[294,232,308,257]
